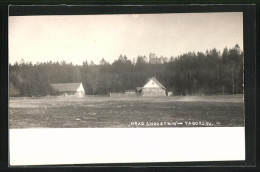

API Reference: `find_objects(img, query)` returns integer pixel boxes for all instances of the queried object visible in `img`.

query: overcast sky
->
[9,12,243,65]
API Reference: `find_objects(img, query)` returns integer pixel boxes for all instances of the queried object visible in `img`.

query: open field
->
[9,95,244,128]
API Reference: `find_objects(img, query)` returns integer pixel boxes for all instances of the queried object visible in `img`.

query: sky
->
[9,12,243,65]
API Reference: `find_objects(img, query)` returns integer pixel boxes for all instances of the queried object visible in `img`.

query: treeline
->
[9,44,243,96]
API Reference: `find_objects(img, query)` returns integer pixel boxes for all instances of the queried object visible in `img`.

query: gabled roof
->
[51,83,82,92]
[143,77,166,89]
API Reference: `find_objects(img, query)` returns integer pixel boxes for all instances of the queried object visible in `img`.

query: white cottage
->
[51,82,85,97]
[141,77,166,96]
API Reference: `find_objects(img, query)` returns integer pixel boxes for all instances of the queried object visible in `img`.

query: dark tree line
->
[9,44,243,96]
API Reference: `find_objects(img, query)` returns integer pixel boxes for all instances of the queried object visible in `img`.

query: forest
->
[9,44,243,96]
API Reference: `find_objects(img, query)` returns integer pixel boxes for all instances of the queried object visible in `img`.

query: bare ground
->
[9,95,244,128]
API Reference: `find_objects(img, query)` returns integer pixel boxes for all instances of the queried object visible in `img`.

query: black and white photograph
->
[8,9,246,165]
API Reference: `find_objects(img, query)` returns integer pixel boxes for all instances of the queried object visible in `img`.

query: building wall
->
[142,88,166,96]
[76,91,85,97]
[77,83,85,92]
[60,92,76,97]
[76,83,85,97]
[143,79,161,88]
[149,58,161,64]
[58,91,85,97]
[149,53,155,59]
[149,53,168,64]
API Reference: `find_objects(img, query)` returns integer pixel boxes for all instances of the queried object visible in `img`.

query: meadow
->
[9,95,244,128]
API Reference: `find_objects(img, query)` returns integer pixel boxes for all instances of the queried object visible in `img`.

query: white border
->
[9,127,245,166]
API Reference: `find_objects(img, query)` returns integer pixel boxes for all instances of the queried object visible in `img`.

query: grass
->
[9,95,244,128]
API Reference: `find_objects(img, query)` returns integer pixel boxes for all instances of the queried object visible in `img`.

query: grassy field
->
[9,95,244,128]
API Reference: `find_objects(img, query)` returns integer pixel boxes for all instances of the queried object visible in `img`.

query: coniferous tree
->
[9,45,243,96]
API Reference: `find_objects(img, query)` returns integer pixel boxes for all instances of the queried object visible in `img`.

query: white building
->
[51,82,85,97]
[140,77,166,96]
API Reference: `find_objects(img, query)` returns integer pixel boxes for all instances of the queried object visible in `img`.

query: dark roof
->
[51,83,82,92]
